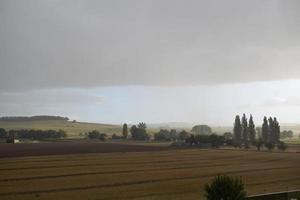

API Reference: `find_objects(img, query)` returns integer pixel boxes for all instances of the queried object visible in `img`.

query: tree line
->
[0,128,66,142]
[234,114,286,151]
[0,115,69,121]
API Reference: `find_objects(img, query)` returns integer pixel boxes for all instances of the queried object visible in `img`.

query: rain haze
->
[1,1,300,200]
[1,0,300,124]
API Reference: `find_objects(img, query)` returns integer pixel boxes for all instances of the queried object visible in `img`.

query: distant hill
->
[0,115,69,121]
[0,117,121,138]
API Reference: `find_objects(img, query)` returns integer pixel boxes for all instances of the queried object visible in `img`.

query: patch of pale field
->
[284,138,300,145]
[0,149,299,200]
[0,120,122,137]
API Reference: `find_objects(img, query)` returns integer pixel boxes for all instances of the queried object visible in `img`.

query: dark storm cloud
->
[1,0,300,91]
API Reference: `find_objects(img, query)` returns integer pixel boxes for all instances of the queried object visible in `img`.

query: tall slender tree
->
[248,115,256,145]
[268,117,274,143]
[233,115,242,147]
[241,114,249,148]
[122,123,128,139]
[273,117,280,144]
[262,116,269,143]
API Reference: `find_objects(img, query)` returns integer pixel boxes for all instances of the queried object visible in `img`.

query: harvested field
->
[0,148,299,200]
[0,142,173,158]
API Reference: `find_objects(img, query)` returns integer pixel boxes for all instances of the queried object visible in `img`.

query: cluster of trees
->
[87,130,107,141]
[151,124,230,148]
[85,122,149,141]
[153,129,189,141]
[191,125,212,135]
[0,116,69,121]
[234,114,286,151]
[185,125,226,148]
[130,122,149,140]
[186,134,225,148]
[233,114,256,148]
[0,128,66,140]
[0,128,7,138]
[280,130,293,139]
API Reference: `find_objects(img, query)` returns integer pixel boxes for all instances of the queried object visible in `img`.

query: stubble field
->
[0,147,299,200]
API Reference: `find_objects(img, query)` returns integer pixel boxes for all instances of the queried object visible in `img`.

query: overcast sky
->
[1,0,300,125]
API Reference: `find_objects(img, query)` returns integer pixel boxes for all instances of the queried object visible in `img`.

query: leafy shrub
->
[185,134,224,147]
[178,130,189,141]
[253,138,263,151]
[130,125,149,140]
[277,141,287,151]
[265,142,275,151]
[204,174,246,200]
[0,128,7,138]
[88,130,107,141]
[154,129,171,141]
[111,134,124,140]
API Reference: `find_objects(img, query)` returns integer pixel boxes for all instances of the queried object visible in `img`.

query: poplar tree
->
[273,117,280,144]
[233,115,242,147]
[248,115,256,145]
[262,116,269,143]
[241,114,249,148]
[268,117,274,143]
[122,123,128,139]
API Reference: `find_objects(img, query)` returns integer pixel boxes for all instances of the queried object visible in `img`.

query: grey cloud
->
[0,90,103,106]
[1,0,300,92]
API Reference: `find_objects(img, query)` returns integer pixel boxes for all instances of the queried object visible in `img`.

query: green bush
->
[265,142,275,151]
[277,141,287,151]
[87,130,107,141]
[204,174,246,200]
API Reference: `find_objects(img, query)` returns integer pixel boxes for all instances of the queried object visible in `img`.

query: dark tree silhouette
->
[178,130,189,141]
[0,116,69,121]
[130,125,137,139]
[154,129,170,141]
[191,125,212,135]
[241,114,249,148]
[87,130,107,141]
[137,122,147,129]
[6,130,15,143]
[277,141,287,151]
[262,116,269,143]
[130,124,149,140]
[204,174,246,200]
[188,134,196,145]
[7,129,66,140]
[273,117,280,144]
[265,142,275,151]
[253,137,263,151]
[268,117,274,143]
[0,128,7,138]
[248,115,256,145]
[233,115,242,147]
[169,129,177,141]
[122,123,128,139]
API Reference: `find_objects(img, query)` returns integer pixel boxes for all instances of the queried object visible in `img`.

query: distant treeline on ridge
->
[0,115,69,122]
